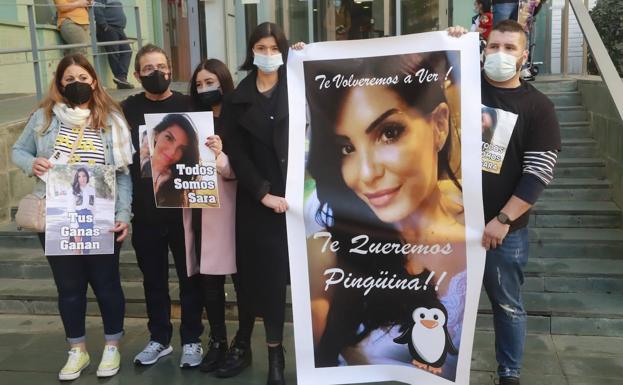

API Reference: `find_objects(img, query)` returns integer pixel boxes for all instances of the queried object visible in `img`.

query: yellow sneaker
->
[59,347,90,381]
[97,345,121,377]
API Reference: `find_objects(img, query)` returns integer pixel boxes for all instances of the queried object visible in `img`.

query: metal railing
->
[0,2,143,100]
[561,0,623,120]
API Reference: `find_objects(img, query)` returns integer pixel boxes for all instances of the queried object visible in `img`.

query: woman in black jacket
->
[219,22,300,385]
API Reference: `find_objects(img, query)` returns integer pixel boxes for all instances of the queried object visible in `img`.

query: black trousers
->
[200,273,285,344]
[96,25,131,80]
[234,275,285,345]
[38,233,125,343]
[132,222,204,346]
[193,209,282,345]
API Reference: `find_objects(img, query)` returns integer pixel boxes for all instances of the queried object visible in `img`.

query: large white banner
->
[286,32,485,385]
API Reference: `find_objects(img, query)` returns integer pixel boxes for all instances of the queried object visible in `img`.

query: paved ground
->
[0,315,621,385]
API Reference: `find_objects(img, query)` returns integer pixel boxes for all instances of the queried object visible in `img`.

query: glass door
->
[311,0,395,42]
[398,0,448,34]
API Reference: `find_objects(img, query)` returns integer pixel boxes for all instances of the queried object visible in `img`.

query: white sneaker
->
[134,341,173,366]
[180,343,203,368]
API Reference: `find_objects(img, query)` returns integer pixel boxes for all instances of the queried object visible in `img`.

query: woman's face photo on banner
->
[303,51,466,380]
[144,112,220,208]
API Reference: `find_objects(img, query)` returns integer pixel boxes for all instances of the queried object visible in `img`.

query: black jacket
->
[222,69,290,316]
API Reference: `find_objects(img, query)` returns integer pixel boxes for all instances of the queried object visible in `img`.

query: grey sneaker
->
[134,341,173,366]
[180,343,203,368]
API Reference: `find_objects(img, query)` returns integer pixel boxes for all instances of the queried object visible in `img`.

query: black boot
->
[199,337,228,372]
[266,344,285,385]
[214,338,252,378]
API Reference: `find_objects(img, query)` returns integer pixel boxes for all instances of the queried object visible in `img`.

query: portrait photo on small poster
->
[143,112,220,208]
[45,164,116,256]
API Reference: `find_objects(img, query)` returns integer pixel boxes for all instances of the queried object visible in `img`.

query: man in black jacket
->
[94,0,133,89]
[448,20,560,385]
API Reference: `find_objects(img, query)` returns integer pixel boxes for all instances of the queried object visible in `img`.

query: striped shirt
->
[54,122,105,165]
[523,150,558,185]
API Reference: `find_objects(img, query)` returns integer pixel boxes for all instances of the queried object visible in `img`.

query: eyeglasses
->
[140,64,169,75]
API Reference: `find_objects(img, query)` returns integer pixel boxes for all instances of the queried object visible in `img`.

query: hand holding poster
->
[143,112,220,208]
[45,164,115,256]
[286,32,485,385]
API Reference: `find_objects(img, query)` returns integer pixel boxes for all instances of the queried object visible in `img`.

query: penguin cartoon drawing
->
[393,304,458,375]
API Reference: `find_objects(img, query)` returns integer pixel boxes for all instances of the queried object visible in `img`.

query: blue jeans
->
[483,227,529,378]
[493,2,519,25]
[38,233,125,344]
[96,25,132,80]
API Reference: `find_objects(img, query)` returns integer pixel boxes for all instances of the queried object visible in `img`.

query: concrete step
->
[2,245,622,293]
[477,290,623,324]
[555,106,588,123]
[0,222,135,250]
[530,200,621,228]
[560,121,592,139]
[555,158,606,178]
[543,91,583,107]
[1,278,621,336]
[528,227,623,259]
[533,79,578,93]
[558,138,598,158]
[524,258,623,293]
[543,178,611,201]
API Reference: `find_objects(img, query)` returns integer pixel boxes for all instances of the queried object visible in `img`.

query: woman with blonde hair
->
[12,53,133,381]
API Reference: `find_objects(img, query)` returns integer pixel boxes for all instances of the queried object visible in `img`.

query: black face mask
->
[62,81,93,106]
[140,70,171,94]
[197,90,223,110]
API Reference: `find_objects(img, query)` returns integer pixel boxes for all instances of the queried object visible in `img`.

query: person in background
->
[12,53,133,381]
[221,22,304,385]
[471,0,493,41]
[121,44,205,369]
[448,20,561,385]
[54,0,92,55]
[184,58,241,374]
[93,0,134,89]
[492,0,519,24]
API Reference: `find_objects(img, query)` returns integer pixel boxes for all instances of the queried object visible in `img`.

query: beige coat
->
[183,152,237,276]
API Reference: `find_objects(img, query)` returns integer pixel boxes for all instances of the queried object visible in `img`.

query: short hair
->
[134,43,172,73]
[491,19,527,46]
[240,22,289,72]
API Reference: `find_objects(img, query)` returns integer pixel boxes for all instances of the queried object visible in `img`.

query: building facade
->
[0,0,594,94]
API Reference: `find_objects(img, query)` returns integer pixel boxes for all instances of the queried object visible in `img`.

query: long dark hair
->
[305,52,461,366]
[189,58,235,111]
[240,22,289,71]
[153,113,200,182]
[72,167,90,198]
[477,0,491,13]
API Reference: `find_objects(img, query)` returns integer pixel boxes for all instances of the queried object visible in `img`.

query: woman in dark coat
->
[219,22,300,385]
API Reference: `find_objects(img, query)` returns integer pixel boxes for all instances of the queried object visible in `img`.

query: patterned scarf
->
[53,103,134,173]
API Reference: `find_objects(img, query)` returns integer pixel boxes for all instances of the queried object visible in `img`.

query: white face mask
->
[484,51,521,82]
[253,52,283,74]
[197,84,220,94]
